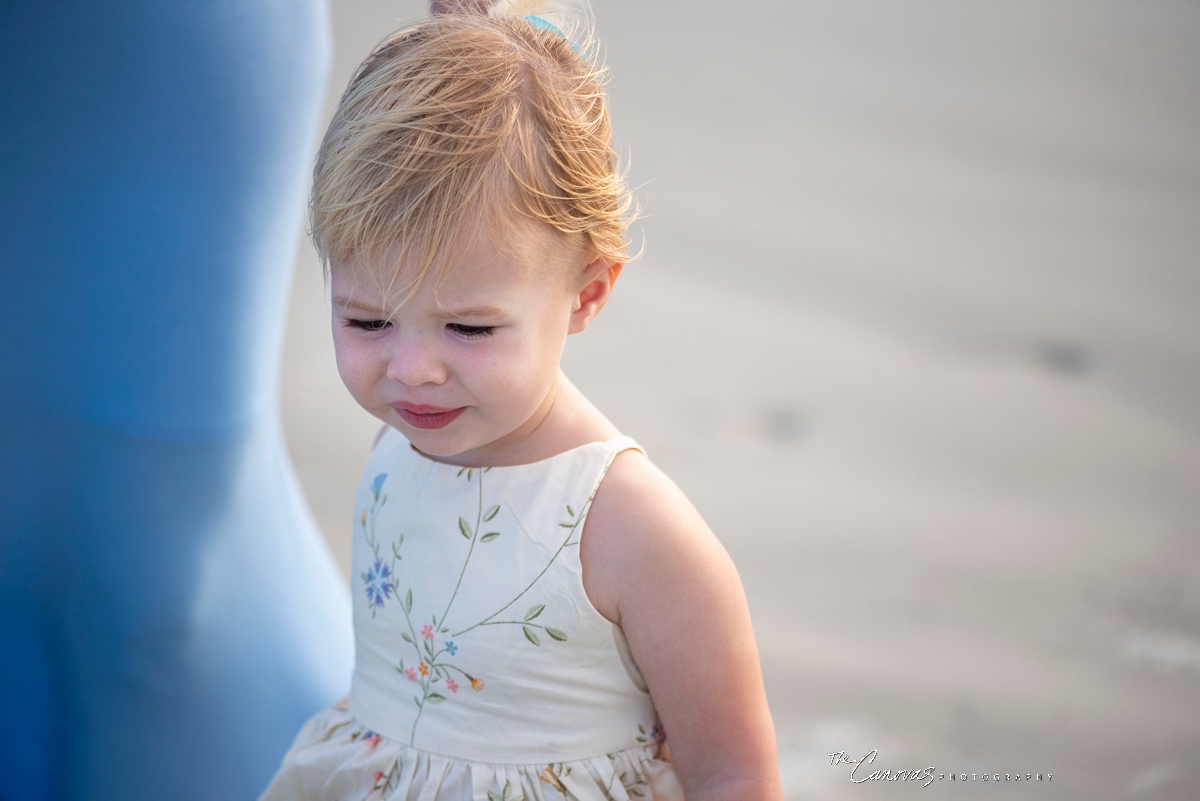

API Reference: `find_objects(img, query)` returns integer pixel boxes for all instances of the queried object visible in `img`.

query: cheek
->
[504,330,565,395]
[332,331,378,400]
[463,337,552,400]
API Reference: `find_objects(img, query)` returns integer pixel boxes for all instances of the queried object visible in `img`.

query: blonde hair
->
[310,4,634,298]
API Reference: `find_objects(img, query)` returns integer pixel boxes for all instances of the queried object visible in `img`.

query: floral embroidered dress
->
[262,429,682,801]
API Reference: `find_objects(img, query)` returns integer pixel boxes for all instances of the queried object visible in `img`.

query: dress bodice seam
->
[344,697,659,767]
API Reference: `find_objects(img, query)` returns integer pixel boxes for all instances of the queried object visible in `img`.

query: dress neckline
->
[399,430,641,472]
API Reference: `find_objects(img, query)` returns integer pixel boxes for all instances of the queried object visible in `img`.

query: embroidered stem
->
[440,468,484,627]
[452,496,590,638]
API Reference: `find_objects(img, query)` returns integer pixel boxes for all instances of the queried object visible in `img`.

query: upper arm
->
[581,453,783,800]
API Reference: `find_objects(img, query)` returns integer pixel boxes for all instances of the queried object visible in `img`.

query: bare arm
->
[582,452,784,801]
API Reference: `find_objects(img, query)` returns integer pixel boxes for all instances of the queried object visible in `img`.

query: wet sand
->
[281,2,1200,797]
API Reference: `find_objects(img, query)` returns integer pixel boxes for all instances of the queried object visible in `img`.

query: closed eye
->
[345,318,390,332]
[447,323,495,339]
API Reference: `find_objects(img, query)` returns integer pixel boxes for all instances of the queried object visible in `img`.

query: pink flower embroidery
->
[422,624,434,640]
[404,667,418,682]
[446,679,459,693]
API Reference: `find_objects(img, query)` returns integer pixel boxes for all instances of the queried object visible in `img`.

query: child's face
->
[329,222,588,465]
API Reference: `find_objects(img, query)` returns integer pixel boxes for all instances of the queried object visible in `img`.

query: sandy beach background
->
[280,2,1200,798]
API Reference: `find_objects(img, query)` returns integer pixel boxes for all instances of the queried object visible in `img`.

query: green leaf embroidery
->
[480,531,501,543]
[483,504,501,522]
[487,781,524,801]
[405,589,413,614]
[566,504,575,517]
[427,693,447,704]
[401,631,413,643]
[524,604,545,622]
[523,626,541,646]
[458,516,472,539]
[545,627,568,642]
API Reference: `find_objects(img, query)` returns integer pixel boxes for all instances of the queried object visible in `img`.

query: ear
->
[568,258,623,335]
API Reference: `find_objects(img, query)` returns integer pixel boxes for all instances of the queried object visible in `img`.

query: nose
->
[386,333,449,387]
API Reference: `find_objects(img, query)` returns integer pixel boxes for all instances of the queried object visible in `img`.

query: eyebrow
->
[331,297,509,320]
[332,296,386,314]
[438,305,509,320]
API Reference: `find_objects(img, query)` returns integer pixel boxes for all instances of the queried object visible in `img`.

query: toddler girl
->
[263,3,782,799]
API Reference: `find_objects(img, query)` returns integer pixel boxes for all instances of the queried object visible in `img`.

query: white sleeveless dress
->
[261,428,682,800]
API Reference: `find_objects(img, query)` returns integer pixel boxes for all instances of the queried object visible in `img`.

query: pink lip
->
[390,402,466,430]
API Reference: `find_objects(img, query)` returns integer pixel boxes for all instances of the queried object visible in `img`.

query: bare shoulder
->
[581,448,735,625]
[581,447,783,797]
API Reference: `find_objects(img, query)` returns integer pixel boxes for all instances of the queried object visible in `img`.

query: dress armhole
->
[580,436,646,517]
[579,435,652,693]
[612,620,650,693]
[604,435,644,463]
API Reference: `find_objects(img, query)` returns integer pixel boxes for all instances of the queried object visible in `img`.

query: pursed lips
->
[390,402,466,430]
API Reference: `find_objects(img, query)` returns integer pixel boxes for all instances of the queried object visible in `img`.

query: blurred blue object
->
[0,2,353,798]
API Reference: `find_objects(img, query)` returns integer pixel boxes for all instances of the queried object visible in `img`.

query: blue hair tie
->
[525,14,582,54]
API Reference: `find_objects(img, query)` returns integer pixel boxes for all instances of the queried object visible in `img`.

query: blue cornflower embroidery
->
[445,640,457,655]
[372,473,388,498]
[363,558,394,609]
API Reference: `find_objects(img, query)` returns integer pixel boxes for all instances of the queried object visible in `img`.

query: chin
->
[397,424,472,458]
[411,438,465,458]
